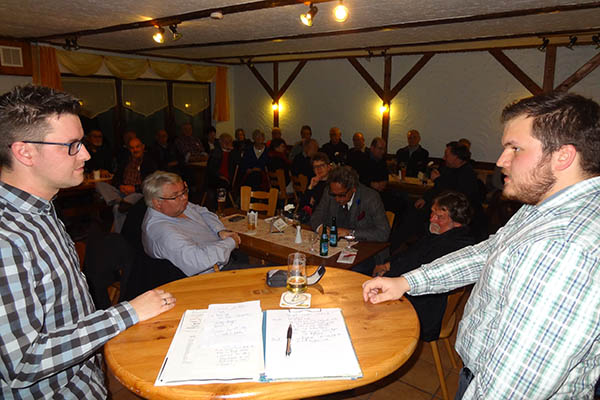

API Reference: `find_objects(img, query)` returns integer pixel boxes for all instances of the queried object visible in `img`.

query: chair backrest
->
[385,211,395,228]
[240,186,279,216]
[438,287,469,339]
[291,174,308,194]
[267,168,288,200]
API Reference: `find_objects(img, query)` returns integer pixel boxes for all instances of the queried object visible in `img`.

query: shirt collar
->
[536,176,600,211]
[0,181,53,215]
[346,190,356,210]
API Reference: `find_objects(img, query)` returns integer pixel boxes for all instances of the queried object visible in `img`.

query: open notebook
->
[155,300,362,385]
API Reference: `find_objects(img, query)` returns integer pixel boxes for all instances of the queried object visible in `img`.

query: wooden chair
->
[267,168,289,204]
[385,211,395,228]
[291,174,308,206]
[429,287,469,400]
[240,186,279,217]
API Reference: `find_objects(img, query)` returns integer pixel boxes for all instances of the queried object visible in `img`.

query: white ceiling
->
[1,0,599,64]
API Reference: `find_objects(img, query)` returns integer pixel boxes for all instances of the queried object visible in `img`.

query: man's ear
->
[553,144,577,172]
[151,198,161,211]
[10,142,35,167]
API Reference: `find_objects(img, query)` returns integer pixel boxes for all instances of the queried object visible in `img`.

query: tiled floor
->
[108,327,462,400]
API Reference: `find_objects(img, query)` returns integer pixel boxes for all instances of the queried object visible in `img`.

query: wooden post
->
[273,62,279,127]
[381,55,392,148]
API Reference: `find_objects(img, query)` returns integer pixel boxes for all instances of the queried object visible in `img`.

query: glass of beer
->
[217,188,227,216]
[247,211,257,232]
[287,252,307,294]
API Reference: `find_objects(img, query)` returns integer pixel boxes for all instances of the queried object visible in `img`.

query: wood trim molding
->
[247,63,274,98]
[555,51,600,92]
[276,60,307,99]
[390,53,434,99]
[347,57,384,100]
[489,49,542,95]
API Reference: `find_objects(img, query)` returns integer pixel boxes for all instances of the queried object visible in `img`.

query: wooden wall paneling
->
[0,40,32,76]
[555,51,600,92]
[489,49,543,95]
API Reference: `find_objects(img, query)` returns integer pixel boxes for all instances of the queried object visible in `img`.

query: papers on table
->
[155,301,362,386]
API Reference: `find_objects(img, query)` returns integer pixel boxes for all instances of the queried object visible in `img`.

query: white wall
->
[0,75,32,94]
[233,46,600,163]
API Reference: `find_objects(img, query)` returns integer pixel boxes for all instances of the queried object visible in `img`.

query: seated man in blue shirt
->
[142,170,244,276]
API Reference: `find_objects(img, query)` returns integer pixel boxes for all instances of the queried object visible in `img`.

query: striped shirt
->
[404,176,600,399]
[0,181,138,399]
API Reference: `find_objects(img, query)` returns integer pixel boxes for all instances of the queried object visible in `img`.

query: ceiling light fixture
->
[63,37,79,51]
[537,37,549,52]
[210,11,224,20]
[566,35,577,50]
[592,34,600,49]
[169,24,182,41]
[153,26,165,44]
[333,0,349,22]
[300,3,318,27]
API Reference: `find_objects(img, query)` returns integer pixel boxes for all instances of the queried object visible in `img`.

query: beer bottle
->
[320,225,329,256]
[329,217,338,247]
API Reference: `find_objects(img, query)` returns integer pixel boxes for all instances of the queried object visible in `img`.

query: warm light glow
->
[380,103,390,114]
[153,27,165,44]
[125,101,132,106]
[184,103,190,108]
[272,102,279,111]
[333,3,349,22]
[300,13,313,26]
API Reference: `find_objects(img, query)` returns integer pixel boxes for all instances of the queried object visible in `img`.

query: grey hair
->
[142,170,183,207]
[328,165,359,190]
[252,129,265,141]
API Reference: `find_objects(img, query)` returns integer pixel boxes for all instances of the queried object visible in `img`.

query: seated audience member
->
[458,137,471,150]
[202,126,218,154]
[346,132,369,173]
[148,129,179,172]
[241,129,270,190]
[96,137,157,232]
[359,137,389,191]
[372,191,475,341]
[233,128,252,155]
[175,123,206,162]
[289,125,312,161]
[299,152,331,218]
[320,126,349,165]
[396,129,429,177]
[267,138,292,186]
[116,130,137,167]
[266,126,286,150]
[205,133,241,209]
[84,128,113,174]
[310,166,390,243]
[292,138,319,179]
[142,171,247,276]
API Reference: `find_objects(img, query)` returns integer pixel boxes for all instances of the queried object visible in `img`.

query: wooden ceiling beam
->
[555,51,600,92]
[276,60,307,99]
[390,53,434,99]
[489,49,543,95]
[542,45,557,93]
[347,57,384,100]
[247,63,274,98]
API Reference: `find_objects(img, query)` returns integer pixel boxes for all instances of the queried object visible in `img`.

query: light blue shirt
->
[142,203,236,276]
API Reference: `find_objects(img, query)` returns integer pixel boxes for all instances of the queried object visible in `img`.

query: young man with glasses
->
[0,85,175,399]
[142,170,245,276]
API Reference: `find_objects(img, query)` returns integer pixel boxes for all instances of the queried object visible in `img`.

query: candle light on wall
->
[272,102,279,111]
[379,102,390,114]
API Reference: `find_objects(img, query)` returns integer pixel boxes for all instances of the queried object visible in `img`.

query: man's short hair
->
[433,191,473,226]
[501,91,600,176]
[311,151,330,165]
[252,129,264,141]
[328,166,359,189]
[301,125,312,134]
[304,138,318,151]
[270,138,285,150]
[0,85,81,168]
[142,170,183,207]
[219,133,233,144]
[371,137,385,147]
[446,141,471,162]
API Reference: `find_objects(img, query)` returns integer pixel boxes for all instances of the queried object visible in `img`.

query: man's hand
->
[372,262,390,277]
[430,168,440,181]
[119,184,136,195]
[129,289,176,322]
[219,230,241,246]
[362,276,410,304]
[308,176,320,190]
[337,227,351,237]
[414,198,426,209]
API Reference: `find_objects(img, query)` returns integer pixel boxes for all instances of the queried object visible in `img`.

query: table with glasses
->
[104,267,419,400]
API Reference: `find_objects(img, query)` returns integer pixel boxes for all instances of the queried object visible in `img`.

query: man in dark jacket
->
[396,129,429,177]
[320,127,349,165]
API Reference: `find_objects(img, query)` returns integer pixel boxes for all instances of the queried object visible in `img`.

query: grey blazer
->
[310,184,390,242]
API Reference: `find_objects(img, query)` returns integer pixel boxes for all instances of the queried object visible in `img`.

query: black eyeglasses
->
[329,189,350,198]
[19,140,84,156]
[159,184,189,201]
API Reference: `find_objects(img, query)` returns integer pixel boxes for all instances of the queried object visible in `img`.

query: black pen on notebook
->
[285,324,292,357]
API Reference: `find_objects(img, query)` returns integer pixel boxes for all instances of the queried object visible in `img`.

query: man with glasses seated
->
[141,171,249,276]
[298,152,331,220]
[310,165,390,245]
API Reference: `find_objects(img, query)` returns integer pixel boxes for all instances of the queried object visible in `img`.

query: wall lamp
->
[537,37,549,52]
[300,3,318,27]
[153,26,165,43]
[380,102,390,114]
[566,35,577,50]
[169,24,182,41]
[593,34,600,49]
[272,102,279,111]
[333,0,349,22]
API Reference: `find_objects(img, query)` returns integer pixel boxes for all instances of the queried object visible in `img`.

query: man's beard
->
[503,156,556,205]
[429,223,441,235]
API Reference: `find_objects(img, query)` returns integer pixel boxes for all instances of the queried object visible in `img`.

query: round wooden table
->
[104,267,419,399]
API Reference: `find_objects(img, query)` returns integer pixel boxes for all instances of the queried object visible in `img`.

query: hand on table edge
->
[129,289,176,322]
[362,276,410,304]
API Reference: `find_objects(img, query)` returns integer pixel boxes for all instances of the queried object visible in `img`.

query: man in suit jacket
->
[396,129,429,177]
[310,166,390,242]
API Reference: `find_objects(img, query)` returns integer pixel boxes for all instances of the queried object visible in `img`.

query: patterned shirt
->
[404,176,600,399]
[122,156,143,186]
[0,181,138,399]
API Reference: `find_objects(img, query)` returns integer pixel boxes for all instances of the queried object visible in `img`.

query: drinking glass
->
[217,188,226,216]
[287,252,307,294]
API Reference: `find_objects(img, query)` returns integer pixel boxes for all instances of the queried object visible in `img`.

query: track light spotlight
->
[63,37,79,51]
[169,24,182,41]
[153,26,165,44]
[593,34,600,49]
[333,0,349,22]
[566,35,577,50]
[537,37,549,52]
[300,3,318,27]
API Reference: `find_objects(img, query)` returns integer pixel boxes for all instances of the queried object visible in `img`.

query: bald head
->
[352,132,365,150]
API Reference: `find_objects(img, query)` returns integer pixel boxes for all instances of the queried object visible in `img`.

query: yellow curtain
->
[32,46,62,90]
[56,50,103,76]
[149,60,187,80]
[189,65,217,82]
[104,56,148,80]
[213,66,229,121]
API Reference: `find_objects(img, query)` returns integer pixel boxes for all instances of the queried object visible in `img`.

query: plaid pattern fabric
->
[0,182,138,399]
[122,156,143,186]
[175,135,205,160]
[404,176,600,399]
